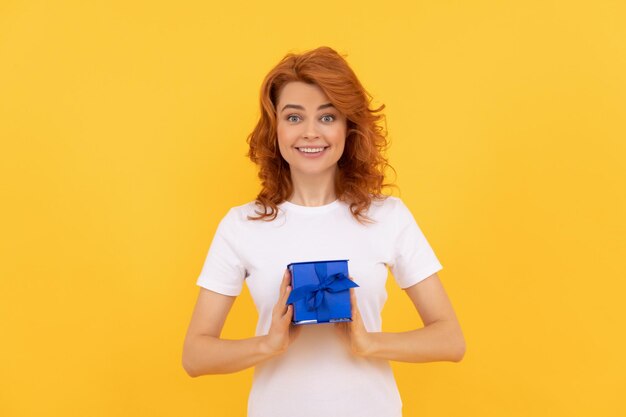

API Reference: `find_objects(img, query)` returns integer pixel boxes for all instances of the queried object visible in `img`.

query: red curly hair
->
[246,46,397,224]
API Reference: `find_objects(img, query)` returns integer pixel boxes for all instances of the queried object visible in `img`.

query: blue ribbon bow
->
[286,262,359,322]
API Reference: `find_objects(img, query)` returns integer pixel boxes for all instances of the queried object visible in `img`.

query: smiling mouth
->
[296,146,329,154]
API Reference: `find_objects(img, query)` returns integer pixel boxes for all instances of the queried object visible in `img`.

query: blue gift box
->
[286,259,359,325]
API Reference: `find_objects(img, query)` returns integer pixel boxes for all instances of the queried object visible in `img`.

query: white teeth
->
[298,147,326,153]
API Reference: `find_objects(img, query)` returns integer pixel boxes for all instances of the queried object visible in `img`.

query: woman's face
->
[276,81,347,179]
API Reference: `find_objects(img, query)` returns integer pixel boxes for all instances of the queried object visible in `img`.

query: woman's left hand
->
[335,281,374,357]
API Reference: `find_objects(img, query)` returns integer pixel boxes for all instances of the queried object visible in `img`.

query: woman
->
[182,46,465,417]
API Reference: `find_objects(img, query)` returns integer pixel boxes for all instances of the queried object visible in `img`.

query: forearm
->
[365,320,466,363]
[183,334,279,376]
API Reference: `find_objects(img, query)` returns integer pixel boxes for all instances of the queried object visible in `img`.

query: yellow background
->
[1,0,624,416]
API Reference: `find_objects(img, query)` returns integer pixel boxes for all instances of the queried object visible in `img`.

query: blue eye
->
[287,115,300,122]
[321,115,335,122]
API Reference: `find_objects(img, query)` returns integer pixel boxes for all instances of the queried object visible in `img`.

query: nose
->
[302,118,320,140]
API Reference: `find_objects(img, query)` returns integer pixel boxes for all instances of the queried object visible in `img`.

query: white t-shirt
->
[196,196,443,417]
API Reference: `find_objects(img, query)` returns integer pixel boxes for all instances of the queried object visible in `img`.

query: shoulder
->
[366,195,407,218]
[220,199,285,226]
[369,194,403,208]
[219,200,258,224]
[208,201,256,241]
[226,200,258,218]
[361,195,420,233]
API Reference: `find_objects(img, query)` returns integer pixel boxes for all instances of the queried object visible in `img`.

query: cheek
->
[276,126,286,146]
[334,129,347,148]
[336,142,346,157]
[333,122,347,143]
[276,124,294,143]
[336,134,347,157]
[276,127,292,159]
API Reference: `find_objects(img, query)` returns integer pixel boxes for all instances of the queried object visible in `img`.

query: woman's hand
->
[335,281,375,357]
[261,268,302,355]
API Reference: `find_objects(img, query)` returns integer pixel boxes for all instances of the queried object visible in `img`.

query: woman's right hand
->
[261,268,302,355]
[183,269,301,376]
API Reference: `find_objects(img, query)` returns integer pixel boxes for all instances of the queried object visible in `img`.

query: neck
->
[288,167,337,207]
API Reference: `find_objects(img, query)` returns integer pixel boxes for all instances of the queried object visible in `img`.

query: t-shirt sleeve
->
[389,198,443,288]
[196,208,246,296]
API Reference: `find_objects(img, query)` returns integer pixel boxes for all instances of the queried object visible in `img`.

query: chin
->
[293,165,338,176]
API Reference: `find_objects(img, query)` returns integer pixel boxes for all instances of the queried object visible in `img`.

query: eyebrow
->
[280,103,335,112]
